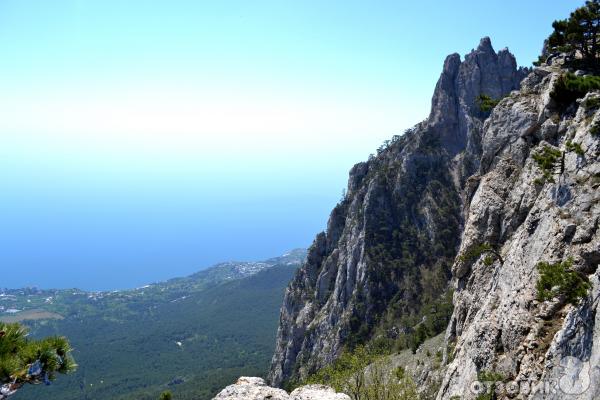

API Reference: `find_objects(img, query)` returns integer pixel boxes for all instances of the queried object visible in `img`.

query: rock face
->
[437,65,600,399]
[212,377,350,400]
[269,38,527,387]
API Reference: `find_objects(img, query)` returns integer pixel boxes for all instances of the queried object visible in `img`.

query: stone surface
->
[269,38,527,387]
[265,36,599,400]
[212,377,350,400]
[290,385,351,400]
[437,65,600,399]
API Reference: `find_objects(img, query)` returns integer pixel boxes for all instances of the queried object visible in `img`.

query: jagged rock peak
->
[428,37,527,156]
[478,36,494,51]
[268,37,528,389]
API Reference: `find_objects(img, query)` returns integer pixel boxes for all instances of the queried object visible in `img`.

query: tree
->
[542,1,600,69]
[0,322,76,399]
[159,391,173,400]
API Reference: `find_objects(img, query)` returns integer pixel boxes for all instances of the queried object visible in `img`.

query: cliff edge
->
[269,38,528,388]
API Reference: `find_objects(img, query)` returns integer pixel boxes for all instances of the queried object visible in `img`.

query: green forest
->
[2,252,304,400]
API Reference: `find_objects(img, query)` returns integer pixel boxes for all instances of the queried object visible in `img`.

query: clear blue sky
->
[0,0,579,290]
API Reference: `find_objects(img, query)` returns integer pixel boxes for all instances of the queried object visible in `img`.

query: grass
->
[0,310,63,324]
[475,371,505,400]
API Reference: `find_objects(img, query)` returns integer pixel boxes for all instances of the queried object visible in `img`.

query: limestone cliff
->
[437,61,600,399]
[269,38,527,387]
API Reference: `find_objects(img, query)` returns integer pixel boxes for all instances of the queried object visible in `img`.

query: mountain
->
[438,55,600,399]
[268,37,528,388]
[261,35,600,400]
[3,250,305,400]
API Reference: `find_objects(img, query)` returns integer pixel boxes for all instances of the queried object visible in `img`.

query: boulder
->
[212,377,350,400]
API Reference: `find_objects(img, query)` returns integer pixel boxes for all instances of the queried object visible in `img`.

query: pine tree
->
[0,322,76,398]
[543,0,600,69]
[159,391,173,400]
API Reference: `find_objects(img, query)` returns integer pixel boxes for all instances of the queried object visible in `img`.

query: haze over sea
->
[0,1,575,291]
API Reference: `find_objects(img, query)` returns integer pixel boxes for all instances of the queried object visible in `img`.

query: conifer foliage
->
[0,322,75,398]
[542,0,600,69]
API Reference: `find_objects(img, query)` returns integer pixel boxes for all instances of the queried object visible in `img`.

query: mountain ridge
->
[268,37,528,388]
[0,249,306,322]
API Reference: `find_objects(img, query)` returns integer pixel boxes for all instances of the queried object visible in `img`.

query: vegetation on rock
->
[159,391,173,400]
[536,258,591,305]
[458,243,504,266]
[475,371,505,400]
[0,322,75,398]
[476,94,502,113]
[306,346,418,400]
[537,0,600,70]
[532,146,563,183]
[550,73,600,108]
[566,140,585,155]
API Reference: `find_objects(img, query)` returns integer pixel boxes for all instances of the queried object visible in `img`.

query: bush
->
[536,258,591,305]
[532,146,562,183]
[591,121,600,135]
[477,94,501,113]
[458,243,503,265]
[551,73,600,108]
[583,96,600,109]
[533,54,546,67]
[159,391,173,400]
[308,350,418,400]
[566,140,585,156]
[476,371,505,400]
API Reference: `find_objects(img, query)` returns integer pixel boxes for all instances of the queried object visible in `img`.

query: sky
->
[0,0,580,291]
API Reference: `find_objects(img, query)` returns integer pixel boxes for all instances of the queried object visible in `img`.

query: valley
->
[3,249,305,400]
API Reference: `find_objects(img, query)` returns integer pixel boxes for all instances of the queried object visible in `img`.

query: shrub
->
[550,73,600,108]
[159,391,173,400]
[394,366,406,380]
[536,258,591,305]
[583,96,600,109]
[477,94,501,113]
[566,140,585,156]
[476,371,505,400]
[532,146,562,183]
[458,243,503,265]
[590,121,600,136]
[309,352,418,400]
[364,361,418,400]
[533,54,546,67]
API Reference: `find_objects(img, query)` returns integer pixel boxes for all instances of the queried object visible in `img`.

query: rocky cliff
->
[437,59,600,399]
[269,37,528,388]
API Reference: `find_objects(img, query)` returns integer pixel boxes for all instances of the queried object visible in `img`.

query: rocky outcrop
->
[212,377,350,400]
[269,38,527,387]
[437,64,600,399]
